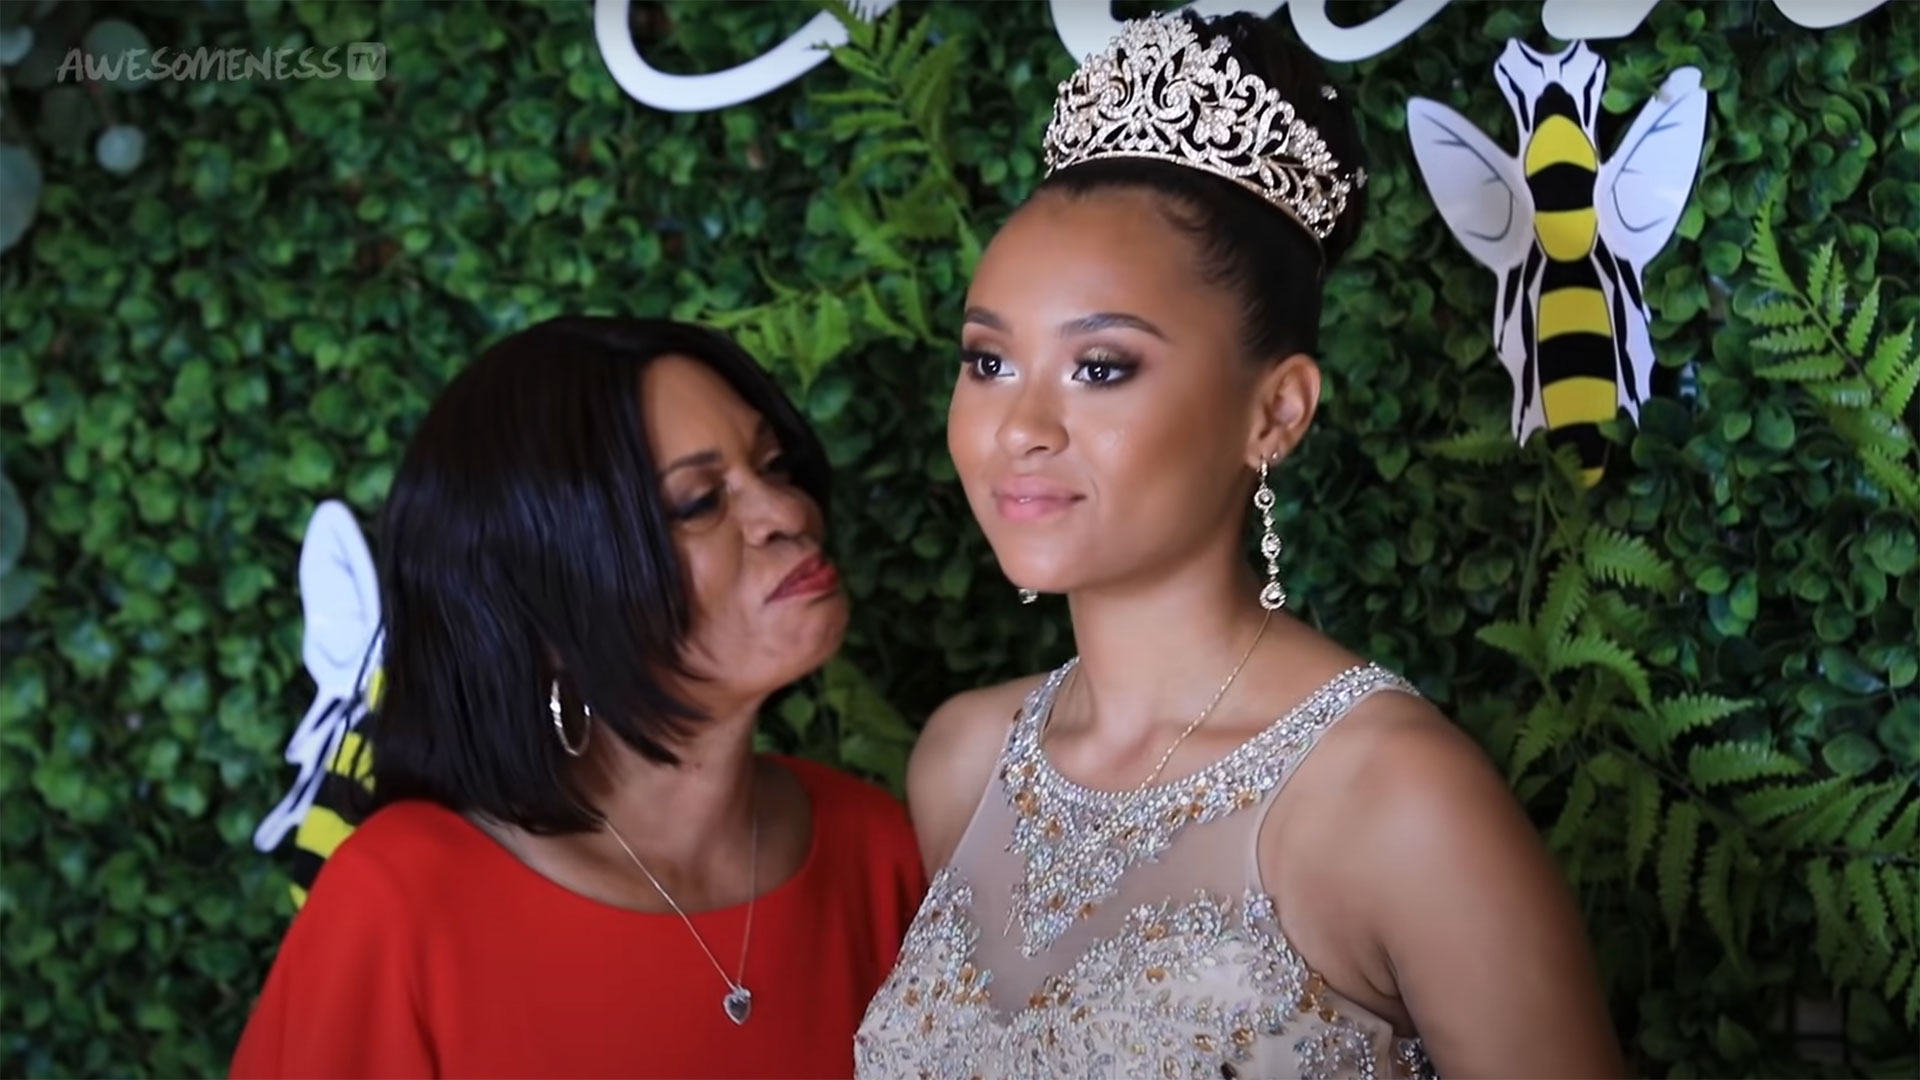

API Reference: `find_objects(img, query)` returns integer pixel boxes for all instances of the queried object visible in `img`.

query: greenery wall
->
[1,0,1915,1076]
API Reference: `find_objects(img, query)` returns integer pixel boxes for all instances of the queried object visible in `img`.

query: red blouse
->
[230,756,927,1079]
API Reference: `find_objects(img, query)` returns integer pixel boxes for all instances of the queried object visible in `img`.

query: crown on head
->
[1041,14,1365,249]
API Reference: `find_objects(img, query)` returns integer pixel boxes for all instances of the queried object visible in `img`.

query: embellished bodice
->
[855,662,1435,1080]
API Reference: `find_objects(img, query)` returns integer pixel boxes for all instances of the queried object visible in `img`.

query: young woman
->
[855,12,1622,1079]
[232,317,926,1079]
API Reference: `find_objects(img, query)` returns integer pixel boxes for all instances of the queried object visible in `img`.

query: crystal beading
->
[1041,14,1366,248]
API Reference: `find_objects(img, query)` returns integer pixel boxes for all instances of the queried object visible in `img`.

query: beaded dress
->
[854,660,1436,1080]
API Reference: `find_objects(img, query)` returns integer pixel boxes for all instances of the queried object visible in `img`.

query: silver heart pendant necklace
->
[605,793,759,1026]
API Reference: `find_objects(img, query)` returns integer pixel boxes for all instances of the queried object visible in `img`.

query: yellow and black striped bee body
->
[1409,41,1710,486]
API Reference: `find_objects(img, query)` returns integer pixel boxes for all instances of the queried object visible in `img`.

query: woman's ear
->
[1245,352,1321,467]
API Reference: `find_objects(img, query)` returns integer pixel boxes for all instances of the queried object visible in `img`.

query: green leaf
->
[1749,183,1795,295]
[1806,241,1837,314]
[1734,777,1844,824]
[1550,633,1652,707]
[1625,767,1662,879]
[1846,786,1908,858]
[1751,324,1829,356]
[1687,742,1804,788]
[1580,527,1679,593]
[1866,318,1915,392]
[1547,766,1596,851]
[1754,352,1845,381]
[1848,858,1892,945]
[1844,279,1882,356]
[1747,299,1806,327]
[1807,377,1874,408]
[1658,801,1702,943]
[1538,560,1589,654]
[1474,619,1538,665]
[1699,832,1741,959]
[1822,731,1884,776]
[1508,701,1573,782]
[1883,865,1917,948]
[1424,426,1520,463]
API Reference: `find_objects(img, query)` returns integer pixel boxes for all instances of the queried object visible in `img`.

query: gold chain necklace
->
[1006,610,1273,938]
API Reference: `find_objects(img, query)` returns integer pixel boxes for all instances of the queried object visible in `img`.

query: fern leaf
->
[1880,357,1918,424]
[1508,702,1574,783]
[1826,405,1912,459]
[1550,633,1652,707]
[1748,299,1806,327]
[886,12,934,82]
[810,87,899,108]
[1686,741,1805,789]
[1785,781,1886,846]
[1807,857,1846,967]
[1886,797,1919,853]
[1846,784,1908,849]
[903,37,963,136]
[1539,560,1590,658]
[1750,184,1796,296]
[1807,241,1837,315]
[1699,831,1741,959]
[1882,865,1917,949]
[1475,619,1539,665]
[1859,447,1920,510]
[1823,256,1848,327]
[1752,323,1829,356]
[827,109,914,139]
[1651,694,1754,743]
[1657,801,1702,943]
[850,138,932,177]
[1581,527,1679,593]
[817,0,876,49]
[1869,318,1917,386]
[1844,279,1882,356]
[1753,352,1846,381]
[1425,426,1521,463]
[1883,952,1915,1009]
[1910,959,1920,1029]
[857,281,913,342]
[1848,857,1893,946]
[1807,377,1874,408]
[1547,766,1596,853]
[1733,777,1844,824]
[1625,767,1662,879]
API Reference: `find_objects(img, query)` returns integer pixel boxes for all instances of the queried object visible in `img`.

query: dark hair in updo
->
[1032,11,1367,362]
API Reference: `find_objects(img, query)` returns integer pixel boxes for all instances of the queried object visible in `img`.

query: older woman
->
[231,317,926,1079]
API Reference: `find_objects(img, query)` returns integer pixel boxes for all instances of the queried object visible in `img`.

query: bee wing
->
[252,501,382,853]
[1596,66,1709,268]
[1406,97,1534,273]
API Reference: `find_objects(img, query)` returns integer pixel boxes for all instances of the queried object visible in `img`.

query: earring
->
[1018,588,1038,604]
[549,681,592,757]
[1254,459,1287,611]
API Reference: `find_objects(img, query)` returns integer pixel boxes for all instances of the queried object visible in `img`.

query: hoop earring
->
[1255,459,1287,611]
[549,681,593,757]
[1018,588,1038,604]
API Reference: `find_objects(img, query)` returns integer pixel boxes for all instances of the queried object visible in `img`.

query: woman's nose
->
[739,475,814,545]
[996,382,1066,458]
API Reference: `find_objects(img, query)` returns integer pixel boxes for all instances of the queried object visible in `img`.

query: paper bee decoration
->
[252,499,383,906]
[1407,40,1709,485]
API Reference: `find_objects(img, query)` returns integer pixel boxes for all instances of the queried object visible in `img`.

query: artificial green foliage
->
[0,1,1916,1077]
[1746,181,1920,515]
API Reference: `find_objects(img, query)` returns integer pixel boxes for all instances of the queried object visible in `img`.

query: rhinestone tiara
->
[1040,13,1365,249]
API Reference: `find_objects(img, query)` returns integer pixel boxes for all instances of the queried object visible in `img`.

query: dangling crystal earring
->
[1018,588,1038,604]
[1254,459,1287,611]
[549,680,593,757]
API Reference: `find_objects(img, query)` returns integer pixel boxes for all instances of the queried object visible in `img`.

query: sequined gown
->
[855,661,1436,1080]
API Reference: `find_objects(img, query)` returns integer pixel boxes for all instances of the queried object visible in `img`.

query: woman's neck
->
[584,708,763,875]
[1061,548,1273,740]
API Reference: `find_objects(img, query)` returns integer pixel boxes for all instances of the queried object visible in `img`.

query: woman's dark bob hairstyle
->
[361,316,831,834]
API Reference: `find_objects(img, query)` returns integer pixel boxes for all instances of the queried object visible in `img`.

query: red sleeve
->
[230,841,436,1079]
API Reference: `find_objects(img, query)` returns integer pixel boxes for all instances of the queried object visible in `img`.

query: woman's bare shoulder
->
[905,671,1053,870]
